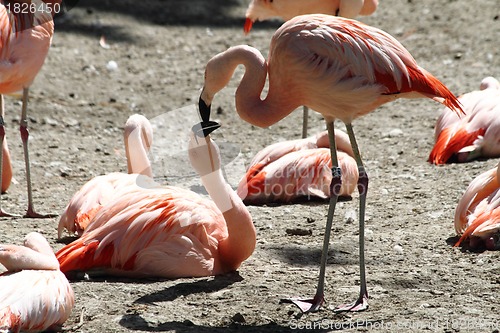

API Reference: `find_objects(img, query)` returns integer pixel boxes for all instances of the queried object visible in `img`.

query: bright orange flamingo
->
[58,114,157,238]
[454,162,500,250]
[0,232,74,332]
[429,77,500,164]
[237,130,358,204]
[56,129,256,279]
[0,0,61,217]
[244,0,379,33]
[197,14,463,312]
[244,0,379,138]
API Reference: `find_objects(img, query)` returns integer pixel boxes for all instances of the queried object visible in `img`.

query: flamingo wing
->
[429,87,500,164]
[269,15,462,122]
[0,270,74,332]
[56,187,229,278]
[238,148,358,204]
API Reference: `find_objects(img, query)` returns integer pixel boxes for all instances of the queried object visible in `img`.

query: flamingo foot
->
[334,293,368,313]
[280,293,324,313]
[0,209,20,218]
[24,208,57,219]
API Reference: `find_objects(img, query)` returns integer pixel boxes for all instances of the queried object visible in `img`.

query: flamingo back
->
[56,187,230,278]
[238,148,358,204]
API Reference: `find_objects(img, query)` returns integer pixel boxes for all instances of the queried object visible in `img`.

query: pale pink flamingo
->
[0,0,61,217]
[454,162,500,250]
[237,130,359,204]
[0,232,75,332]
[56,129,256,279]
[197,14,463,312]
[429,77,500,164]
[58,114,157,238]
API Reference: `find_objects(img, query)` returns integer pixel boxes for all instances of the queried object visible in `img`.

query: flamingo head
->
[244,0,282,34]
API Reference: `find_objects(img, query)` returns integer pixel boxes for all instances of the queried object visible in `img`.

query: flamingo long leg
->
[0,95,18,217]
[282,120,340,312]
[20,88,56,218]
[302,106,309,138]
[334,122,369,312]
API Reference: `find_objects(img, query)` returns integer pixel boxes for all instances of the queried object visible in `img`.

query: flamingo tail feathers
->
[428,127,486,165]
[413,67,464,115]
[56,240,115,275]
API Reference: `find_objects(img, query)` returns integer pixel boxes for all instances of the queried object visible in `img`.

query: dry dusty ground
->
[0,0,499,332]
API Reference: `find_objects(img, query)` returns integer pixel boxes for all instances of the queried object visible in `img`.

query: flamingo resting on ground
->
[244,0,379,138]
[58,114,157,238]
[429,77,500,165]
[454,162,500,250]
[0,232,75,332]
[237,130,359,204]
[197,14,462,312]
[0,0,61,217]
[56,128,256,279]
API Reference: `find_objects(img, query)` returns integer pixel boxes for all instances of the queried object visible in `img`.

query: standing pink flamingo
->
[244,0,379,138]
[0,232,75,332]
[56,129,256,279]
[429,77,500,164]
[244,0,379,34]
[58,114,157,238]
[237,130,359,203]
[0,0,61,217]
[454,162,500,250]
[197,14,462,312]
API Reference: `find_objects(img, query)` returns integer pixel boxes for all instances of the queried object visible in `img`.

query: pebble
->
[106,60,118,71]
[393,244,404,254]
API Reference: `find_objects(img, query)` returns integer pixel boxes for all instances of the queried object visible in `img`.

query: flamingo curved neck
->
[199,169,256,270]
[203,45,298,129]
[124,124,153,178]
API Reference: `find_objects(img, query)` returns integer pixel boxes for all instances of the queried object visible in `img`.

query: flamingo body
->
[58,114,155,238]
[454,163,500,250]
[0,232,74,332]
[429,77,500,164]
[56,134,256,279]
[0,0,61,217]
[238,130,358,203]
[244,0,379,34]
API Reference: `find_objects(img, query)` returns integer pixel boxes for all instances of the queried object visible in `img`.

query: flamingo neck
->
[199,169,256,270]
[124,123,153,178]
[203,45,298,128]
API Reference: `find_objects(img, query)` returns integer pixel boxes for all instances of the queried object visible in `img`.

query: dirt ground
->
[0,0,499,332]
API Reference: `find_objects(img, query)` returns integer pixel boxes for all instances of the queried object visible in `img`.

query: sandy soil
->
[1,0,499,332]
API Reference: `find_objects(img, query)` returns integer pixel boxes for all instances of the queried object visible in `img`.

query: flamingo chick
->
[429,77,500,164]
[56,129,256,279]
[454,162,500,250]
[244,0,379,34]
[197,14,462,312]
[0,0,61,217]
[58,114,157,238]
[238,130,358,204]
[0,232,74,332]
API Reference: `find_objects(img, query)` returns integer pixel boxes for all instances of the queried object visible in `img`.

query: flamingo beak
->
[243,18,254,35]
[192,121,221,138]
[199,96,211,123]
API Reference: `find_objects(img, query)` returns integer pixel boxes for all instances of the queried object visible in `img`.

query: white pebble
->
[393,244,404,254]
[106,60,118,71]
